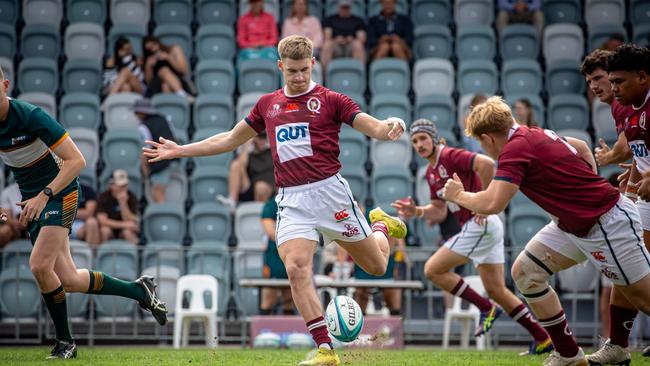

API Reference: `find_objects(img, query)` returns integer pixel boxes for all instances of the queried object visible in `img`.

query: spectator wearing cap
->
[496,0,544,35]
[282,0,324,56]
[96,170,140,245]
[320,0,367,72]
[133,98,176,203]
[367,0,414,61]
[237,0,280,66]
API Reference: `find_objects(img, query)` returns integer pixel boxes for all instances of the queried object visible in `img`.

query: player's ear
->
[311,57,315,66]
[277,59,283,72]
[639,70,649,85]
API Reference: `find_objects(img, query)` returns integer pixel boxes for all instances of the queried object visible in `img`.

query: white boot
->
[543,347,588,366]
[586,339,631,366]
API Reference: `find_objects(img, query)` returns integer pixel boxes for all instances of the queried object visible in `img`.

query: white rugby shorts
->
[275,174,371,246]
[531,195,650,286]
[444,214,505,266]
[636,199,650,231]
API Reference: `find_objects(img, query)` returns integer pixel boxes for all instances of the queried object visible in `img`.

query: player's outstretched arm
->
[594,133,632,166]
[143,120,257,162]
[472,154,496,189]
[391,197,448,223]
[565,137,598,173]
[351,113,405,141]
[442,173,518,215]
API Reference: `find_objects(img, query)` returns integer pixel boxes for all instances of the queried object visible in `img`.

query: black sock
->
[42,286,73,341]
[389,309,401,316]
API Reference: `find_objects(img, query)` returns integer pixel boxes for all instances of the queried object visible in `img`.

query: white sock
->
[176,90,188,97]
[318,343,332,350]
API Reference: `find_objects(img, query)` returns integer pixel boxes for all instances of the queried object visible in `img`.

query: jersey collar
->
[284,81,316,98]
[507,121,520,141]
[431,144,445,167]
[632,89,650,111]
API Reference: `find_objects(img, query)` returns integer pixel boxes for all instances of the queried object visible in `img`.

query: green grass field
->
[1,347,649,366]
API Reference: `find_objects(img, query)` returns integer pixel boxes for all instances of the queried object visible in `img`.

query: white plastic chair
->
[442,275,488,350]
[173,275,219,349]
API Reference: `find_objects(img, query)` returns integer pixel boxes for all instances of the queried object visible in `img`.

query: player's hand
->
[17,193,48,227]
[143,137,180,163]
[473,214,487,226]
[442,173,465,202]
[594,138,611,166]
[391,197,416,218]
[386,117,405,141]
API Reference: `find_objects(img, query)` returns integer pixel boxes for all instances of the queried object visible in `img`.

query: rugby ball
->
[253,331,281,348]
[325,296,364,343]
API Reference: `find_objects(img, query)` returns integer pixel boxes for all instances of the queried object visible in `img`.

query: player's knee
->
[423,260,443,281]
[512,250,554,303]
[364,263,387,277]
[29,258,52,279]
[484,284,505,301]
[285,262,310,284]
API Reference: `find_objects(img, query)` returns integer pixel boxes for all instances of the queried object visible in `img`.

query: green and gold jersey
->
[0,98,78,199]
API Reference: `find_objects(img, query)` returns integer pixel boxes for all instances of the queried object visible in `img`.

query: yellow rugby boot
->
[298,348,341,366]
[369,207,407,239]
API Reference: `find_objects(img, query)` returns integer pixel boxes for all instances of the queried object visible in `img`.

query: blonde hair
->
[465,96,514,138]
[278,35,313,60]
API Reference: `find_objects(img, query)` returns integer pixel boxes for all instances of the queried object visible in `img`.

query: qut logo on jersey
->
[630,140,648,158]
[275,122,313,163]
[277,125,308,142]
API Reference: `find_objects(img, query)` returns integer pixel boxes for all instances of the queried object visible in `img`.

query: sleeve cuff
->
[346,111,360,126]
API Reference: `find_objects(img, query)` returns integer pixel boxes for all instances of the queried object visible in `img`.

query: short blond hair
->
[465,96,514,138]
[278,35,313,60]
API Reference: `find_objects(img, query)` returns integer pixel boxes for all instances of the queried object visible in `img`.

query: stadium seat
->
[543,24,585,64]
[191,128,234,167]
[547,94,590,131]
[145,166,187,204]
[190,166,229,203]
[101,128,142,171]
[311,60,323,85]
[233,250,263,316]
[235,202,265,247]
[507,205,549,248]
[587,25,628,52]
[60,92,101,130]
[110,0,150,25]
[142,241,184,270]
[154,0,193,25]
[142,265,180,317]
[186,241,230,315]
[412,0,452,26]
[238,59,280,94]
[95,240,138,318]
[64,23,105,60]
[237,92,265,121]
[195,24,236,61]
[457,60,498,95]
[0,24,15,59]
[413,59,454,97]
[510,191,535,207]
[143,203,186,243]
[0,57,14,95]
[0,0,19,25]
[505,94,546,127]
[372,165,413,215]
[633,24,650,47]
[557,129,593,149]
[239,0,279,19]
[437,128,460,147]
[340,165,369,204]
[193,94,234,130]
[499,24,539,61]
[197,0,237,25]
[79,167,98,191]
[281,0,322,20]
[17,57,58,94]
[102,92,141,129]
[585,0,625,29]
[339,126,368,167]
[152,93,190,142]
[592,99,619,143]
[414,94,456,132]
[325,0,365,18]
[68,240,92,319]
[452,92,475,129]
[67,0,106,24]
[456,25,496,61]
[347,93,367,111]
[500,60,543,96]
[107,23,147,57]
[369,58,410,95]
[413,24,453,60]
[454,0,494,26]
[2,239,32,271]
[556,262,599,318]
[17,92,56,118]
[326,58,366,95]
[545,60,585,95]
[599,164,623,181]
[416,220,442,247]
[20,24,60,59]
[631,0,650,26]
[68,127,100,169]
[443,275,489,350]
[63,59,103,94]
[0,267,41,320]
[370,132,412,168]
[173,274,219,348]
[544,0,582,25]
[188,203,232,242]
[415,166,431,206]
[23,0,63,26]
[154,24,193,59]
[370,94,411,121]
[195,59,236,95]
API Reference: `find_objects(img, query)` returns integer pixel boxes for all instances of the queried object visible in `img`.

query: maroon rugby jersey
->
[622,93,650,173]
[246,82,360,187]
[426,145,481,226]
[495,126,619,237]
[611,99,633,135]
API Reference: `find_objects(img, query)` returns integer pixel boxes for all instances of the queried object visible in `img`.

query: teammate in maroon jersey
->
[443,96,650,366]
[143,35,407,366]
[392,119,552,355]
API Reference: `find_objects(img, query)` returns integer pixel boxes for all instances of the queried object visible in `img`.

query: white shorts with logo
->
[275,174,372,246]
[636,199,650,231]
[531,195,650,286]
[444,214,505,266]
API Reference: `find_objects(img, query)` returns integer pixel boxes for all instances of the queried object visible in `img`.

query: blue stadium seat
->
[412,0,452,26]
[95,240,138,318]
[413,24,453,59]
[505,94,546,127]
[233,249,263,316]
[326,58,366,95]
[154,0,193,25]
[190,166,229,203]
[236,92,265,121]
[501,60,543,96]
[2,240,32,271]
[499,24,539,60]
[0,24,15,59]
[585,0,625,29]
[339,126,368,167]
[103,93,141,129]
[186,241,230,315]
[0,268,41,320]
[238,59,280,94]
[195,59,236,95]
[68,127,100,169]
[592,99,619,143]
[21,24,60,59]
[544,0,582,25]
[457,60,498,95]
[143,203,186,243]
[107,24,147,57]
[79,167,98,191]
[587,25,628,52]
[631,0,650,26]
[64,23,105,61]
[369,58,410,95]
[63,59,102,94]
[188,203,232,242]
[68,240,92,319]
[197,0,236,25]
[17,57,58,94]
[0,57,14,95]
[507,205,549,248]
[414,94,456,131]
[154,24,193,59]
[110,0,150,26]
[416,220,442,247]
[413,59,454,96]
[557,128,593,149]
[101,128,142,171]
[0,0,19,25]
[372,165,413,216]
[195,24,236,60]
[437,128,460,147]
[340,165,369,204]
[633,24,650,47]
[543,24,585,64]
[547,94,590,131]
[456,25,496,61]
[370,134,412,168]
[17,92,56,117]
[545,60,585,95]
[191,128,234,167]
[454,0,494,26]
[152,93,190,142]
[23,0,63,26]
[370,94,411,122]
[61,91,101,132]
[235,202,265,247]
[67,0,106,24]
[194,94,234,130]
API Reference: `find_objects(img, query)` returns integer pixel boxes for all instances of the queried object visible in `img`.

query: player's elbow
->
[483,200,506,215]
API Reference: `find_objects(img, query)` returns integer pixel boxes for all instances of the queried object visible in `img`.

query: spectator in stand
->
[0,180,26,247]
[320,0,367,71]
[514,98,538,127]
[133,98,176,203]
[103,37,145,96]
[142,36,194,99]
[367,0,414,61]
[462,94,488,153]
[496,0,544,35]
[282,0,323,57]
[237,0,279,65]
[70,183,101,246]
[97,170,140,245]
[260,194,294,315]
[600,34,625,52]
[218,132,274,211]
